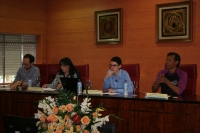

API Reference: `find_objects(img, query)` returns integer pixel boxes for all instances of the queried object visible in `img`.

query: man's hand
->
[105,70,115,78]
[107,88,115,93]
[10,81,21,90]
[157,74,169,84]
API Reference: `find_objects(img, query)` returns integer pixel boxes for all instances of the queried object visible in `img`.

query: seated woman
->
[103,56,133,93]
[42,57,80,89]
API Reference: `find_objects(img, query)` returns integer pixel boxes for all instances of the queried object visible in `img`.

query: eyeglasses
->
[22,63,30,66]
[109,64,119,67]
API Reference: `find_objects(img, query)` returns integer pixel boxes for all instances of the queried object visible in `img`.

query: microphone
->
[115,80,118,82]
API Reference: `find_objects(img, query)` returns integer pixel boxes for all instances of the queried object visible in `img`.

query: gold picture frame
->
[95,8,122,44]
[156,1,192,42]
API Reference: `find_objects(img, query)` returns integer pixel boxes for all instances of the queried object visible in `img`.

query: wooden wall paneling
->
[118,99,132,132]
[132,100,167,133]
[0,0,46,21]
[167,102,200,133]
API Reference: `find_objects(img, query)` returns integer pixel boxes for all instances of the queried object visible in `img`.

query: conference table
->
[0,87,200,133]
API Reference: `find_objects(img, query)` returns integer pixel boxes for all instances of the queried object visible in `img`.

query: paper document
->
[43,88,56,91]
[27,87,43,91]
[83,90,103,94]
[103,92,120,95]
[145,93,168,100]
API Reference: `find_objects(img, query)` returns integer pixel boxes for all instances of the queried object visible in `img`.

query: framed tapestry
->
[95,8,122,44]
[156,1,192,42]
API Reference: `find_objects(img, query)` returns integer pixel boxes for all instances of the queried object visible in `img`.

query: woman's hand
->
[56,83,62,89]
[42,84,47,88]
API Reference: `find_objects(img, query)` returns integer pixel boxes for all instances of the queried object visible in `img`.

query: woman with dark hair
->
[42,57,80,89]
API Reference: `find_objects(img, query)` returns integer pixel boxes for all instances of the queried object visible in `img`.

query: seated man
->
[152,52,187,96]
[10,54,40,89]
[103,56,133,93]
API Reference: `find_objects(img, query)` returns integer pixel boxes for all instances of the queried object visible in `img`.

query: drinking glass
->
[132,81,138,97]
[85,80,92,90]
[35,76,41,87]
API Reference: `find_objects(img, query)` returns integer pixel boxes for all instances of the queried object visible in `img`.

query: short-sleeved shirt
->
[103,69,133,93]
[154,68,187,96]
[14,65,40,87]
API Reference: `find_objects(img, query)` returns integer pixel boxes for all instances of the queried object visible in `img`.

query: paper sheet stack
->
[27,87,43,91]
[83,89,103,94]
[145,93,168,100]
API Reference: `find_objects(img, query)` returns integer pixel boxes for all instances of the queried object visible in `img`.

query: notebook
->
[60,78,84,94]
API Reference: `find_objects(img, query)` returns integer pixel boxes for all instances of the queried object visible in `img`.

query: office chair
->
[121,64,140,94]
[2,115,38,133]
[98,122,115,133]
[179,64,197,96]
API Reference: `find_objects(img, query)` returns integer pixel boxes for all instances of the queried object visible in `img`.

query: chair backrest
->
[2,115,21,133]
[179,64,197,96]
[34,64,49,87]
[76,64,89,85]
[48,64,60,83]
[98,122,115,133]
[121,64,140,94]
[21,117,38,133]
[34,64,89,87]
[2,115,38,133]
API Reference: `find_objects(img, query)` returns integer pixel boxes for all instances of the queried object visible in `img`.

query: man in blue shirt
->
[10,54,40,89]
[103,56,133,93]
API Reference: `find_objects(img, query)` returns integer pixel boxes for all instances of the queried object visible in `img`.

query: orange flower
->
[47,114,58,123]
[40,115,46,123]
[65,121,72,128]
[65,103,74,112]
[59,105,66,113]
[76,125,81,132]
[92,112,97,118]
[64,115,69,120]
[81,116,91,125]
[84,130,90,133]
[55,126,64,133]
[52,106,59,114]
[55,129,62,133]
[57,125,64,130]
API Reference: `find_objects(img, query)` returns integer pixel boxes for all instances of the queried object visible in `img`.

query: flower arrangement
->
[34,90,120,133]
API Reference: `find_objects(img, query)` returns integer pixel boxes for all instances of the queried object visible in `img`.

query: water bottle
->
[124,80,128,96]
[28,78,32,87]
[77,79,82,94]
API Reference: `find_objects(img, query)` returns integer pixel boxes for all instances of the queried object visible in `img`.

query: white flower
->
[46,96,55,102]
[34,113,41,119]
[71,112,76,117]
[102,115,109,125]
[93,115,109,128]
[80,98,92,114]
[36,121,40,126]
[91,129,100,133]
